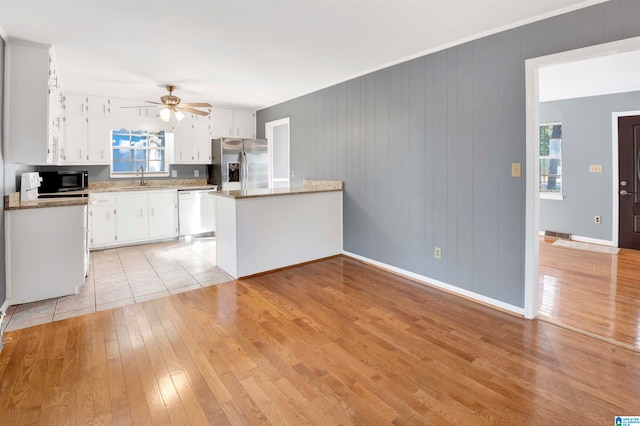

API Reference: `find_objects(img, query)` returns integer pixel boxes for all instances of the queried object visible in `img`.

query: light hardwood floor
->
[1,255,638,424]
[538,237,640,350]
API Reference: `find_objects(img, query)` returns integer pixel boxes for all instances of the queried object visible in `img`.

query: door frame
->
[612,110,640,248]
[265,117,291,188]
[524,36,640,319]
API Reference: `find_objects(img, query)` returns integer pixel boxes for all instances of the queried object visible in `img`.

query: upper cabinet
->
[4,39,63,164]
[171,111,212,164]
[211,107,255,139]
[61,94,111,164]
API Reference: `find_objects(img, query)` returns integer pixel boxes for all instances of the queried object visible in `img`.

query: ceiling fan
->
[122,85,212,122]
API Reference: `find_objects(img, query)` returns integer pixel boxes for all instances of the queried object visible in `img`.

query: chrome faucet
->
[136,165,145,186]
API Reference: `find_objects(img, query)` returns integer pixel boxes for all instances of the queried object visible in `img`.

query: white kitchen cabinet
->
[4,39,63,164]
[110,97,168,133]
[171,112,211,164]
[233,110,255,138]
[5,205,87,304]
[210,107,255,139]
[116,193,149,244]
[148,190,178,239]
[89,190,178,249]
[62,94,110,165]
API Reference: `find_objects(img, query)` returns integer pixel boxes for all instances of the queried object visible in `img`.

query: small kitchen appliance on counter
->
[20,172,42,201]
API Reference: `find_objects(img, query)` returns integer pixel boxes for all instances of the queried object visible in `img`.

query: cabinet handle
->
[100,150,104,159]
[107,212,110,221]
[151,208,154,217]
[140,209,143,217]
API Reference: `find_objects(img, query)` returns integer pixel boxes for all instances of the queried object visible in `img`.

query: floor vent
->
[544,230,571,240]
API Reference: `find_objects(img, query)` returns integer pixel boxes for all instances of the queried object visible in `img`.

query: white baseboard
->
[342,251,525,317]
[570,235,615,247]
[539,231,615,247]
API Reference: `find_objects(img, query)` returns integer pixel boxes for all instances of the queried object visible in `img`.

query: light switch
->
[511,163,521,178]
[589,164,603,173]
[194,170,200,177]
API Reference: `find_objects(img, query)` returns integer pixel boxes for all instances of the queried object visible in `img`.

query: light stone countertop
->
[212,180,343,200]
[5,179,216,210]
[4,193,89,210]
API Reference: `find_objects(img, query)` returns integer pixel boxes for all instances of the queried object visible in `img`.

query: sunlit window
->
[540,123,562,198]
[111,129,168,176]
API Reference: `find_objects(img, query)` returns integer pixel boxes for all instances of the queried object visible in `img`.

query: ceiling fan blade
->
[179,106,210,116]
[146,101,164,105]
[180,102,212,108]
[119,105,156,108]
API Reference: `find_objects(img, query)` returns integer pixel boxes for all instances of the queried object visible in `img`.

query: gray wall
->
[257,0,640,308]
[540,91,640,240]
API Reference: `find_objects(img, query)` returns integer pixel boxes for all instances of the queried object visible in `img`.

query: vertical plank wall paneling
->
[256,0,640,308]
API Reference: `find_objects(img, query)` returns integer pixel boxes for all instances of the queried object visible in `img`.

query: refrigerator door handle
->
[241,151,247,190]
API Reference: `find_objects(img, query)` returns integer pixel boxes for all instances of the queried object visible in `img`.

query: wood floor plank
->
[0,254,639,424]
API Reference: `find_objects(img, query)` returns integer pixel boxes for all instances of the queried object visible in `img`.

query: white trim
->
[258,0,607,110]
[540,193,563,200]
[525,36,640,320]
[265,117,290,188]
[343,251,525,317]
[537,231,614,247]
[611,110,640,248]
[570,235,614,246]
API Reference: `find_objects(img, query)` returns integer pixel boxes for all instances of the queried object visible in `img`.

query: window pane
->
[540,158,562,192]
[548,138,561,156]
[111,129,167,174]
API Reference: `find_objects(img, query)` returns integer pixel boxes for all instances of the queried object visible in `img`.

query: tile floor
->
[3,237,232,332]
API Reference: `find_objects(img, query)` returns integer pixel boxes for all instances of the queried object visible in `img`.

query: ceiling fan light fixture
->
[159,108,171,122]
[175,110,185,122]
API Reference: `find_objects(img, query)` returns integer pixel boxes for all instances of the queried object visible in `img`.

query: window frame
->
[109,129,170,178]
[539,122,564,201]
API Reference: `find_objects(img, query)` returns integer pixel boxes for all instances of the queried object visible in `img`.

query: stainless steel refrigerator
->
[207,138,269,190]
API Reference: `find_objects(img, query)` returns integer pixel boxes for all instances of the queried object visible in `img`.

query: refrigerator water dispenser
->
[228,162,240,182]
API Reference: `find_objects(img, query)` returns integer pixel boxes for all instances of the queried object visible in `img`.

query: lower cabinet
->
[89,190,178,249]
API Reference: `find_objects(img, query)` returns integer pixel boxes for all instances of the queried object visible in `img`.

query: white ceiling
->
[0,0,606,111]
[539,49,640,102]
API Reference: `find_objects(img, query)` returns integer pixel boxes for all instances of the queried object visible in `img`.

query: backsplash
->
[35,164,208,183]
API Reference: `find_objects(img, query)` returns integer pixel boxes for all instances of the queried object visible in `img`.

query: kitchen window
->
[539,123,562,200]
[110,129,169,177]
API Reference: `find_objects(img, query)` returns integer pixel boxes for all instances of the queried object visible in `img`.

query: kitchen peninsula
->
[213,180,343,279]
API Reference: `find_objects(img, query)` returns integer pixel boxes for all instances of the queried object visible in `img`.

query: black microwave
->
[38,171,89,193]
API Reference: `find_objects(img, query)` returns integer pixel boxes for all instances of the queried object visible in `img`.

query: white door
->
[87,115,109,163]
[265,118,290,188]
[64,114,87,163]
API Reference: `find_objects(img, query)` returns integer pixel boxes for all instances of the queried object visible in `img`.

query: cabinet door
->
[149,203,178,239]
[63,115,87,163]
[88,96,110,116]
[90,204,117,248]
[211,107,233,138]
[233,110,255,138]
[87,115,109,164]
[116,204,148,243]
[65,94,88,115]
[193,114,211,163]
[172,115,194,164]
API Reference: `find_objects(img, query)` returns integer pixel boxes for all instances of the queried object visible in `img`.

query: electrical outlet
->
[434,247,442,260]
[194,170,199,177]
[171,169,177,178]
[595,216,601,224]
[291,169,295,178]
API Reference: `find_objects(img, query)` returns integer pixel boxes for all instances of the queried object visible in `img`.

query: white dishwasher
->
[178,188,217,236]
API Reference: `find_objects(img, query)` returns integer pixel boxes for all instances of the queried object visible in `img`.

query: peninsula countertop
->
[211,180,343,200]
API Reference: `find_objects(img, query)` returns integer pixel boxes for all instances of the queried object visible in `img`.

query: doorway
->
[524,36,640,319]
[617,115,640,249]
[265,117,290,188]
